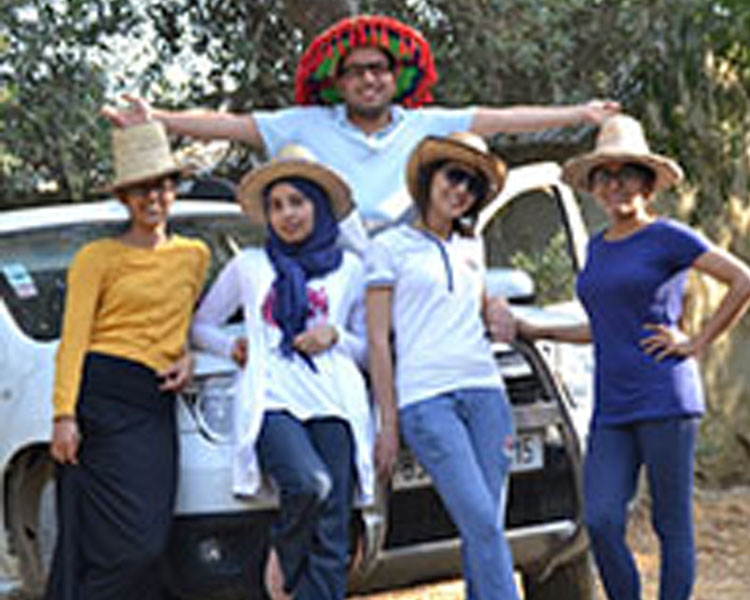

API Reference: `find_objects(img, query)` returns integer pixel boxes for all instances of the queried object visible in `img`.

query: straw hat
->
[562,114,684,193]
[236,145,354,224]
[295,14,438,107]
[406,132,507,210]
[109,121,187,191]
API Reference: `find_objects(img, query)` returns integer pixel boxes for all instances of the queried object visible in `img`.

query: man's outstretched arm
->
[101,94,265,148]
[470,99,620,137]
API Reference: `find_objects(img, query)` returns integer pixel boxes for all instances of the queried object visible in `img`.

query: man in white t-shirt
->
[102,14,618,229]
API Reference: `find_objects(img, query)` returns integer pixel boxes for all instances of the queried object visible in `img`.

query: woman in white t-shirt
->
[365,132,520,600]
[191,146,374,600]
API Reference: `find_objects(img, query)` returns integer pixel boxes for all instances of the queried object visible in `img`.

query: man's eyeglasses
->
[127,175,179,197]
[590,163,650,188]
[339,61,393,79]
[443,166,488,200]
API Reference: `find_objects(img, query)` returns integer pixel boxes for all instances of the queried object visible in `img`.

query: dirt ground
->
[1,486,747,600]
[353,486,750,600]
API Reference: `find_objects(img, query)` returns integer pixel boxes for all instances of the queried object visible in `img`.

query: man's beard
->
[347,100,390,122]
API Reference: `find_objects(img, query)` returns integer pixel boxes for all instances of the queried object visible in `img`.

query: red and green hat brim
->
[295,15,438,108]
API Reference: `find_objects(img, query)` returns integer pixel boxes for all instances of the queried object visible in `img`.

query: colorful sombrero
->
[295,15,438,108]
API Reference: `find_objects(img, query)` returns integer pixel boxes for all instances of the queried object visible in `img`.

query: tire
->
[522,552,595,600]
[6,450,57,598]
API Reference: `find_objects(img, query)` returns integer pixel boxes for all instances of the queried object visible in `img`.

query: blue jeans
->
[400,387,519,600]
[584,417,698,600]
[257,411,354,600]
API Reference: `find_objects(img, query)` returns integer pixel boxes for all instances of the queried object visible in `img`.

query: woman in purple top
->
[515,114,750,600]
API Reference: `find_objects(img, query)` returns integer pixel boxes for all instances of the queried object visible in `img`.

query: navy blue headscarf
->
[264,177,342,371]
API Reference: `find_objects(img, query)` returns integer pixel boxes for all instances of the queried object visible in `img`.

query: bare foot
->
[264,548,292,600]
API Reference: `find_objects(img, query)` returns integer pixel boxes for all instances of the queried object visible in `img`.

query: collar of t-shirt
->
[332,104,406,140]
[408,225,460,293]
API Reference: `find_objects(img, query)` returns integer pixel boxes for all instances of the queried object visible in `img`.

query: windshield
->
[483,188,577,305]
[0,214,263,341]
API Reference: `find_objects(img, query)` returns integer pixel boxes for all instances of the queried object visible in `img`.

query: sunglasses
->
[339,60,393,78]
[443,166,488,200]
[590,163,651,188]
[127,174,179,197]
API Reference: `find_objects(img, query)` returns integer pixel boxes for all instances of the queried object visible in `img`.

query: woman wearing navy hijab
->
[191,146,375,600]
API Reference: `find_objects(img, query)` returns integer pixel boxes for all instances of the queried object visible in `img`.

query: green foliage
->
[625,1,750,241]
[1,0,750,214]
[0,0,749,483]
[0,0,140,204]
[509,229,575,305]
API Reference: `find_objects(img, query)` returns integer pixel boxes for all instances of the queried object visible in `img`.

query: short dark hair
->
[415,161,482,237]
[626,162,657,188]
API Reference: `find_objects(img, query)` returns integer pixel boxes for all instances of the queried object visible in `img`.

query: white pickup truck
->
[0,163,596,599]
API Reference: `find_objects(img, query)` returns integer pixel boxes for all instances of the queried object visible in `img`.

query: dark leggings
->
[45,353,177,600]
[257,410,355,600]
[584,417,698,600]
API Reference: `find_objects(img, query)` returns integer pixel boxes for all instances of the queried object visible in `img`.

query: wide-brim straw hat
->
[406,132,507,211]
[236,145,354,224]
[562,114,684,193]
[295,14,438,108]
[108,121,189,192]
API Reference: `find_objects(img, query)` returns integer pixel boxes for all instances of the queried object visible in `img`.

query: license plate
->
[392,432,545,490]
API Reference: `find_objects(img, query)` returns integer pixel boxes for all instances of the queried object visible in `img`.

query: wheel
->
[6,450,57,598]
[522,552,595,600]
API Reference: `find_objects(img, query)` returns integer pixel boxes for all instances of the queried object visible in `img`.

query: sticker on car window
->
[2,264,39,299]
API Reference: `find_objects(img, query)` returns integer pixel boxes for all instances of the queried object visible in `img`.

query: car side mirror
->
[485,267,535,304]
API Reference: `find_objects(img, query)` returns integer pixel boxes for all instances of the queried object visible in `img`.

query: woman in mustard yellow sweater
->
[44,122,209,600]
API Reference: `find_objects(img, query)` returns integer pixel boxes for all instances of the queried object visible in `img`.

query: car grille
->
[506,442,577,527]
[385,486,456,548]
[384,346,579,549]
[506,372,550,405]
[384,447,577,549]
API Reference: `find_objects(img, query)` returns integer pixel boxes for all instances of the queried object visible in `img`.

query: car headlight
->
[185,375,236,443]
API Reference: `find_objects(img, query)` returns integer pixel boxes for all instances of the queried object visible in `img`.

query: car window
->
[482,188,577,305]
[0,215,262,341]
[172,215,264,292]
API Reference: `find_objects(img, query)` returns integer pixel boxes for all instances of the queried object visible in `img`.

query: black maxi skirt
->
[44,352,177,600]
